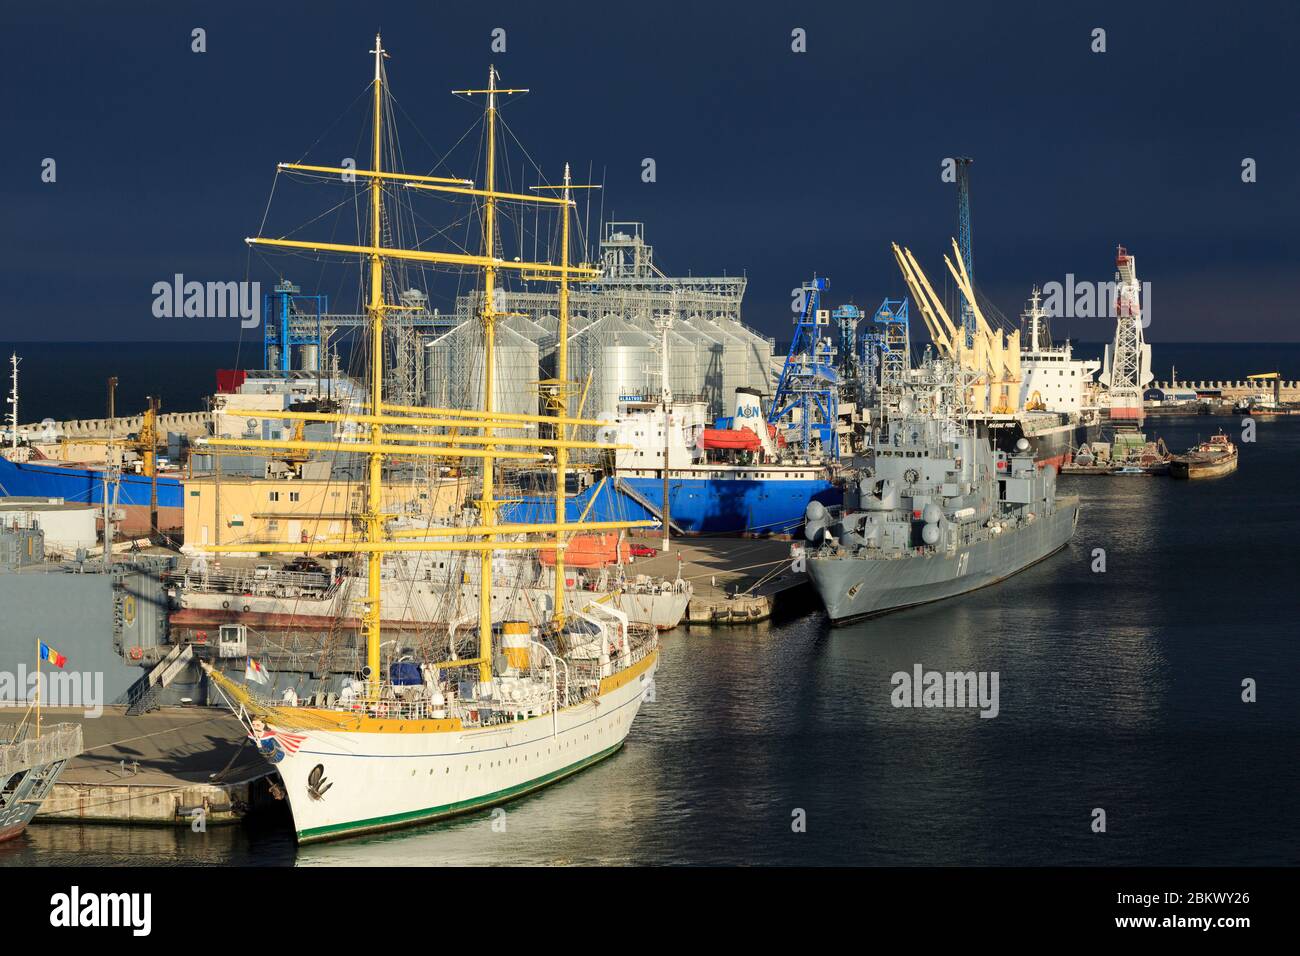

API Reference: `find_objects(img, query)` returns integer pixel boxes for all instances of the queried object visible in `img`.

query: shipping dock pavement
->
[630,536,808,626]
[0,706,272,829]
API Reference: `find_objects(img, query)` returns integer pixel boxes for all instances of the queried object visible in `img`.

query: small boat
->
[1169,432,1238,479]
[1110,465,1148,476]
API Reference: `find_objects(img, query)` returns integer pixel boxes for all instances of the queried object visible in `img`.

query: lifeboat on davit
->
[700,428,762,451]
[538,533,633,568]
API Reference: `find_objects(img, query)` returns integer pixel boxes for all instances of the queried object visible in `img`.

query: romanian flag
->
[40,642,67,668]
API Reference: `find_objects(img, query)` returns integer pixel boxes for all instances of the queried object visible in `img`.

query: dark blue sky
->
[3,0,1297,344]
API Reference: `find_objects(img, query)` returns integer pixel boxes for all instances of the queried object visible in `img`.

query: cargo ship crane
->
[892,243,1019,413]
[1247,371,1282,406]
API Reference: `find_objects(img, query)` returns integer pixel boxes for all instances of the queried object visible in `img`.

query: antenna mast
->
[6,353,17,450]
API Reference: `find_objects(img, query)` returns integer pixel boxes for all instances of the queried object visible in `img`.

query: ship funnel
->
[733,387,764,432]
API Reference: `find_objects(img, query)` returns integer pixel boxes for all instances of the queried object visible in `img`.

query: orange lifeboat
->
[538,533,632,568]
[701,428,762,451]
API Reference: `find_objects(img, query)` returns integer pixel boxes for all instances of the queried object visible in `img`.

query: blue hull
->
[497,480,656,526]
[0,454,184,509]
[496,474,839,535]
[619,476,840,535]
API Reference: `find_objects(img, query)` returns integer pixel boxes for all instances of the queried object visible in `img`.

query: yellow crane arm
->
[943,239,999,343]
[892,243,956,356]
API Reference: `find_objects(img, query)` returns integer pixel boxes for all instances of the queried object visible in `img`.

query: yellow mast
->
[480,68,499,687]
[200,48,655,694]
[553,164,572,625]
[363,34,387,696]
[454,66,527,686]
[531,167,600,626]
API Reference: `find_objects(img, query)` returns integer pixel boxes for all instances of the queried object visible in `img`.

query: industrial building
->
[180,473,469,555]
[266,221,775,423]
[0,497,97,557]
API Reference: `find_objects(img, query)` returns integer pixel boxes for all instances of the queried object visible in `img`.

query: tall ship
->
[201,39,659,842]
[799,360,1079,623]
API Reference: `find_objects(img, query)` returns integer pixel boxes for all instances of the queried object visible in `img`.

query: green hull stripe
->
[296,742,625,843]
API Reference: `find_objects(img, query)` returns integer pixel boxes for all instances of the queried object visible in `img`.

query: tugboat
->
[1169,432,1238,480]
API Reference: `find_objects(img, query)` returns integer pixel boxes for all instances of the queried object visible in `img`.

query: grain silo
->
[424,322,540,431]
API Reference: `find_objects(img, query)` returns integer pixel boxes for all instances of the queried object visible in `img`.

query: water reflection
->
[7,417,1298,866]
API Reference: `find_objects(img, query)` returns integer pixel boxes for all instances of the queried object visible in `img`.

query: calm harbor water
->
[3,413,1296,867]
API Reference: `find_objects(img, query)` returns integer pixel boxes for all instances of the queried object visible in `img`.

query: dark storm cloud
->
[1,0,1295,342]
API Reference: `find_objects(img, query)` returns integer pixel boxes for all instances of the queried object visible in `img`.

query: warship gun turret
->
[799,366,1079,623]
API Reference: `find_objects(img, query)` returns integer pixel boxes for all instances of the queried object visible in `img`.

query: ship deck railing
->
[263,639,658,723]
[0,723,82,777]
[176,565,338,599]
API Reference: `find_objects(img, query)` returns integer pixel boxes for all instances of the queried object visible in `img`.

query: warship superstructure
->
[800,361,1079,623]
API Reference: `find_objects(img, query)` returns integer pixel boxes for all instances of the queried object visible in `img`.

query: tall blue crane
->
[872,298,910,395]
[832,302,863,394]
[955,157,975,349]
[263,279,328,371]
[769,276,839,458]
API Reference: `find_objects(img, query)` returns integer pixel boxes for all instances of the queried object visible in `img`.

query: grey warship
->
[801,364,1079,624]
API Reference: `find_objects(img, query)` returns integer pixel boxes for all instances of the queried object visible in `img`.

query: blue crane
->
[955,157,975,349]
[832,302,863,395]
[263,279,328,371]
[769,276,840,458]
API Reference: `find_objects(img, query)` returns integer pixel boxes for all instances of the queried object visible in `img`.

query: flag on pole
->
[39,642,67,668]
[245,657,270,685]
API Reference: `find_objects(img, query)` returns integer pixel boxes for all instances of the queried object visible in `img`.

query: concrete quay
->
[629,536,809,626]
[0,706,270,828]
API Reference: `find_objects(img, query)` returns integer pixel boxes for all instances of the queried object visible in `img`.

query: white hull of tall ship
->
[175,576,689,632]
[247,648,657,843]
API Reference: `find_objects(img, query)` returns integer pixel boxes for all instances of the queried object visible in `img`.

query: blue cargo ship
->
[602,390,839,535]
[0,454,184,534]
[499,390,840,536]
